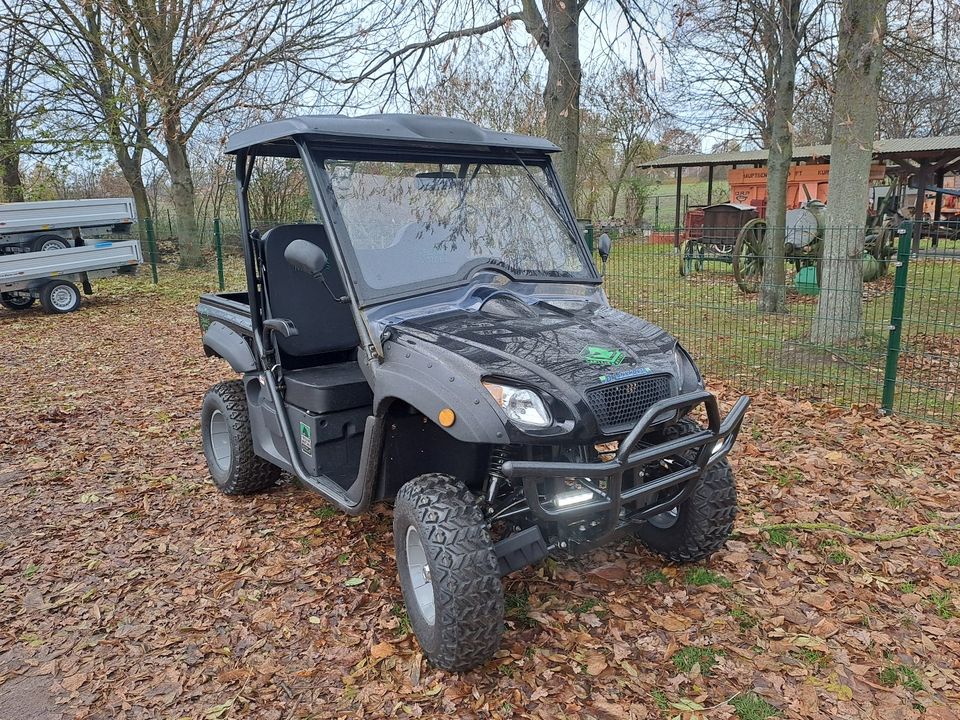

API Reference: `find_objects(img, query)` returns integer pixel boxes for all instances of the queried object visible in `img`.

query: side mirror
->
[597,233,612,262]
[285,239,328,278]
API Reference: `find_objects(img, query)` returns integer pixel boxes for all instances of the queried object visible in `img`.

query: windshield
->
[323,159,592,293]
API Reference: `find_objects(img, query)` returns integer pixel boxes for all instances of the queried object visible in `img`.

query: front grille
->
[587,375,672,433]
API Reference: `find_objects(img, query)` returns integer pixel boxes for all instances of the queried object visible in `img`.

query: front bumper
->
[499,390,750,546]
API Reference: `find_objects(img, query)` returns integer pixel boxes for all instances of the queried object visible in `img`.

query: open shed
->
[639,136,960,249]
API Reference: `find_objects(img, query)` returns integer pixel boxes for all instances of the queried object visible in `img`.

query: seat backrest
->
[261,224,360,362]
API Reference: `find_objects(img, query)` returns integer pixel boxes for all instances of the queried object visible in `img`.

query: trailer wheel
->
[39,280,81,313]
[0,291,35,311]
[201,380,280,495]
[637,420,737,563]
[394,473,504,672]
[32,235,70,252]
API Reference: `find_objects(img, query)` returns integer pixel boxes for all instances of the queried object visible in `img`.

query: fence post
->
[881,225,912,414]
[145,217,159,284]
[213,217,225,291]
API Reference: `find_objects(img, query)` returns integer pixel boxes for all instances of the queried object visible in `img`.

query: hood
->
[393,292,682,394]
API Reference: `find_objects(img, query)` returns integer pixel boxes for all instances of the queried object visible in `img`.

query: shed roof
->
[639,136,960,169]
[225,114,560,156]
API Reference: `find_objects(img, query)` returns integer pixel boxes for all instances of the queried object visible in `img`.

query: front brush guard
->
[499,390,750,544]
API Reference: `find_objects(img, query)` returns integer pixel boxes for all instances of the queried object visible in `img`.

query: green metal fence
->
[124,216,960,425]
[601,223,960,425]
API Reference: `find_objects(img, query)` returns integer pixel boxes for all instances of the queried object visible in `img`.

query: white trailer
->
[0,198,137,253]
[0,240,142,313]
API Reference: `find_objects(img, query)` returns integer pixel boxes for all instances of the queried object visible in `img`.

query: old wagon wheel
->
[679,239,703,277]
[865,218,895,276]
[732,218,766,293]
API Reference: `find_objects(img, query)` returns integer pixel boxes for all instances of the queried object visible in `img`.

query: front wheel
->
[394,474,504,672]
[732,218,766,293]
[1,291,35,311]
[637,423,737,562]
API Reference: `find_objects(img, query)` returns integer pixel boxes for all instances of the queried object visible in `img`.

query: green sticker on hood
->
[580,346,625,366]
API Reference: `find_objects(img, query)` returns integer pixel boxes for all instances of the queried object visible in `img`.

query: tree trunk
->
[541,0,581,207]
[810,0,886,345]
[759,0,800,315]
[164,116,202,267]
[0,115,23,202]
[116,154,151,235]
[83,5,150,239]
[607,185,620,219]
[0,145,23,201]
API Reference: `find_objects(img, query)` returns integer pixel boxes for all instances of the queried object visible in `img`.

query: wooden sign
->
[727,163,887,208]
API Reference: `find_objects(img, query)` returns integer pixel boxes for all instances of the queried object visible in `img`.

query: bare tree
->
[879,0,960,137]
[794,0,960,142]
[581,69,659,218]
[760,0,803,315]
[0,2,45,202]
[339,0,667,205]
[669,0,826,313]
[670,0,830,148]
[91,0,368,266]
[10,1,156,227]
[411,54,546,135]
[810,0,887,345]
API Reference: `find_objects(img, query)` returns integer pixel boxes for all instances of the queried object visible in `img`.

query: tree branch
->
[340,11,523,85]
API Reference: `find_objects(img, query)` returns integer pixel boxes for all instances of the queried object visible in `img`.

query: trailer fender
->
[203,321,256,373]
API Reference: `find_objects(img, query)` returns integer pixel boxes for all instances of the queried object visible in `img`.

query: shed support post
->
[912,163,930,255]
[674,166,683,251]
[707,166,714,206]
[933,168,945,221]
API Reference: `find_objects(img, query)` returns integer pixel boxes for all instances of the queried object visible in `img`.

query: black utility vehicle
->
[196,115,749,671]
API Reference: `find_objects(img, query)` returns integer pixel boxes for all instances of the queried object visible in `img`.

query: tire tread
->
[204,380,279,495]
[638,419,737,563]
[395,474,504,672]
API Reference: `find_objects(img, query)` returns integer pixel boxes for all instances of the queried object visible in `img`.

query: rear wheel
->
[394,473,504,672]
[31,235,70,253]
[0,291,35,311]
[732,218,766,293]
[637,420,737,562]
[200,380,280,495]
[39,280,81,313]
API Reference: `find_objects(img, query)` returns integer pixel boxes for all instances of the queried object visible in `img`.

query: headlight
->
[483,382,552,428]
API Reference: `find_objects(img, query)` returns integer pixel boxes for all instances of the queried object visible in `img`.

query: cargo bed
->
[0,198,136,253]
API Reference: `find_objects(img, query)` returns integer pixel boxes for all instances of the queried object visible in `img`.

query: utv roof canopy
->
[225,114,561,157]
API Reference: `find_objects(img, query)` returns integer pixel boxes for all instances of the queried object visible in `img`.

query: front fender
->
[203,321,256,373]
[372,341,508,444]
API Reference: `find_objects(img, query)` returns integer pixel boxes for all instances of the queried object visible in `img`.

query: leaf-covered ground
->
[1,271,959,720]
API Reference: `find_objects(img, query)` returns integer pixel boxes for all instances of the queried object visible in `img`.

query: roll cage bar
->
[233,137,595,366]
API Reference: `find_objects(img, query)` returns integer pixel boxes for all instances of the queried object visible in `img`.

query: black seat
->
[283,361,373,412]
[261,224,360,365]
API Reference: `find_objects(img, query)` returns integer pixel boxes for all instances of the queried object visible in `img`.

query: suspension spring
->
[486,446,512,504]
